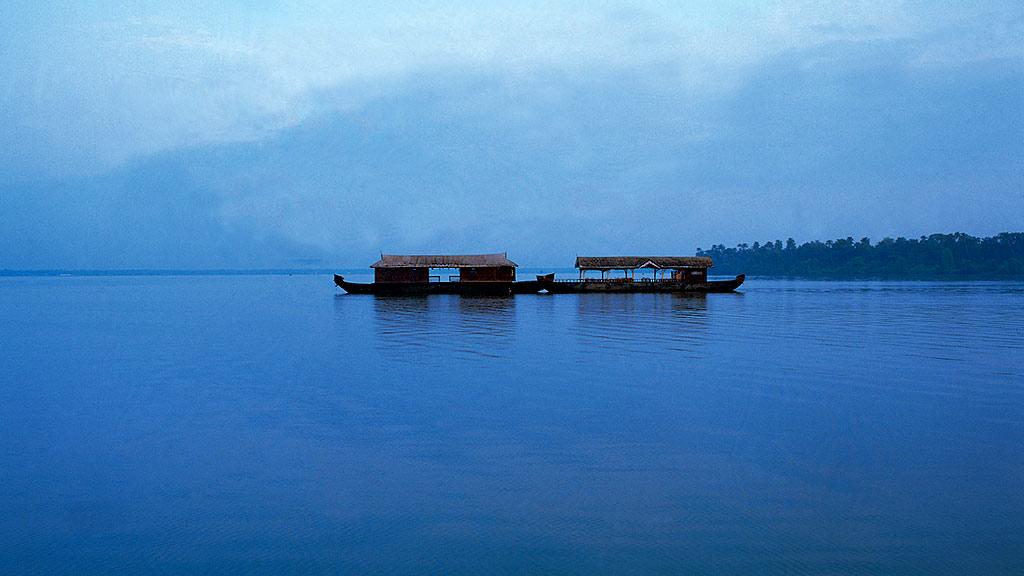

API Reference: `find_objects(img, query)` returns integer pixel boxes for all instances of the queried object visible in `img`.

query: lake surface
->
[1,274,1022,575]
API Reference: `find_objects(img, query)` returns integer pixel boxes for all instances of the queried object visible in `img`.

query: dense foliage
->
[697,233,1024,279]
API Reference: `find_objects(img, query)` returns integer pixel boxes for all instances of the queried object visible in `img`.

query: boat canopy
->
[575,256,713,270]
[371,253,517,269]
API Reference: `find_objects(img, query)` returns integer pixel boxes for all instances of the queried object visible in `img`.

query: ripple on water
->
[2,276,1022,574]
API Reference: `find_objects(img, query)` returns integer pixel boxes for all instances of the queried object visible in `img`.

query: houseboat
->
[537,256,744,293]
[334,253,544,295]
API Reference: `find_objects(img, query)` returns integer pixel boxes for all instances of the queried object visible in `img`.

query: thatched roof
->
[371,253,517,269]
[575,256,713,270]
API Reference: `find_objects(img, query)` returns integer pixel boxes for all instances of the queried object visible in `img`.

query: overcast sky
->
[1,1,1022,268]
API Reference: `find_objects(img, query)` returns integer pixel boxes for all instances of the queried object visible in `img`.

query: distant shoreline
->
[2,269,1021,281]
[4,231,1023,281]
[699,232,1024,281]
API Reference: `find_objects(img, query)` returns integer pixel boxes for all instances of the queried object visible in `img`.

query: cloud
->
[0,2,1021,268]
[3,45,1020,268]
[3,1,1020,178]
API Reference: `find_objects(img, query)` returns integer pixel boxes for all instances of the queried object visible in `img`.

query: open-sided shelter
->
[574,256,713,282]
[370,253,518,283]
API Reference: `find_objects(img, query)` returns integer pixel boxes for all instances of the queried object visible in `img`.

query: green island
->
[697,232,1024,279]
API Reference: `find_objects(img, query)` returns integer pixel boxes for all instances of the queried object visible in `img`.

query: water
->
[1,274,1022,575]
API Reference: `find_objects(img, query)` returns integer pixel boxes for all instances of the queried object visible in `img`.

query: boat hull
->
[334,274,542,296]
[539,274,745,294]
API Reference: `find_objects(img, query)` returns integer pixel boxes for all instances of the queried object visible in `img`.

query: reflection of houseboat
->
[537,256,744,293]
[334,253,543,295]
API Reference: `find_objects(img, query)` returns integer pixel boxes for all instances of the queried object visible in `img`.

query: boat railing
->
[552,274,712,280]
[555,277,680,283]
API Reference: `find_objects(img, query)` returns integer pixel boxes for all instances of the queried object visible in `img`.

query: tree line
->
[696,232,1024,279]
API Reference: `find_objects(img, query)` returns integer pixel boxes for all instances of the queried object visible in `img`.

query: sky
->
[1,1,1022,268]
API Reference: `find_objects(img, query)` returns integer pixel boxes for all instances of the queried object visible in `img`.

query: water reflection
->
[370,295,517,365]
[574,293,712,359]
[5,276,1024,574]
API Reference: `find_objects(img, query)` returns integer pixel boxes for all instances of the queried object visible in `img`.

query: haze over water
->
[2,274,1021,574]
